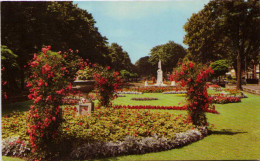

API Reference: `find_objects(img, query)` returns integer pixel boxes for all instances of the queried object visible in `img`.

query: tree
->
[184,0,260,90]
[108,43,133,72]
[135,56,156,77]
[1,2,111,90]
[210,59,230,80]
[183,5,233,64]
[148,41,187,74]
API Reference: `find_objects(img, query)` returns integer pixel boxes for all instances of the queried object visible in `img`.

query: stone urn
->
[72,80,95,115]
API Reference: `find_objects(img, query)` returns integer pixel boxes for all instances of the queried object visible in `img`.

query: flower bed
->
[117,94,126,97]
[117,91,143,95]
[131,97,158,101]
[211,95,241,104]
[2,107,203,159]
[209,84,222,91]
[112,105,219,114]
[70,127,208,159]
[123,86,182,93]
[162,91,187,94]
[224,88,240,95]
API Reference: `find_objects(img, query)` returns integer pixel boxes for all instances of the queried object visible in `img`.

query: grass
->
[2,100,32,116]
[102,92,260,160]
[2,92,260,160]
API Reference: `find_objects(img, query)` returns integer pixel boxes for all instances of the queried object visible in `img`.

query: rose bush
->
[172,61,215,126]
[26,46,84,159]
[92,65,122,107]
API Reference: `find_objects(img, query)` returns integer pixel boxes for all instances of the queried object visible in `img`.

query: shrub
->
[173,61,214,126]
[92,65,122,107]
[26,46,83,159]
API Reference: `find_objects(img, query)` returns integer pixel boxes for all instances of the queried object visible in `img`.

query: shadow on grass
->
[210,129,247,135]
[2,100,32,116]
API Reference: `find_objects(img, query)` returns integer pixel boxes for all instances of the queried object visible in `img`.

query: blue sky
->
[74,0,209,64]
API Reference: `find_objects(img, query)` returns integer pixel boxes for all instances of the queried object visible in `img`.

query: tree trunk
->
[253,64,256,79]
[236,52,242,90]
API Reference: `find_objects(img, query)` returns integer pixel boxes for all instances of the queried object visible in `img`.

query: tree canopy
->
[148,41,187,74]
[108,43,134,72]
[210,59,230,78]
[1,1,111,89]
[184,0,260,90]
[135,56,156,77]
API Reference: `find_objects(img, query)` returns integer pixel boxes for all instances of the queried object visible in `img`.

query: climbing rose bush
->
[172,61,214,126]
[92,65,122,107]
[26,46,84,159]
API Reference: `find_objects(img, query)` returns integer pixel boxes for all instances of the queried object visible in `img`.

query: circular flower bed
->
[2,107,209,159]
[131,97,158,101]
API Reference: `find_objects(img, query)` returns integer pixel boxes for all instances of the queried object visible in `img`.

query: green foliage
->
[2,112,28,141]
[77,65,94,80]
[1,45,20,97]
[210,59,230,78]
[183,0,260,90]
[108,43,134,72]
[135,56,156,77]
[1,2,111,89]
[149,41,187,73]
[120,70,131,78]
[64,107,194,144]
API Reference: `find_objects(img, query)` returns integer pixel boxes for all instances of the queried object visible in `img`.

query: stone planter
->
[72,80,95,115]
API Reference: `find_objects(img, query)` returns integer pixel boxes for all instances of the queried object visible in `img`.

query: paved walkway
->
[242,85,260,95]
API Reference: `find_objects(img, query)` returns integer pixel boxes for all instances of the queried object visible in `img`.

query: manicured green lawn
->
[2,92,260,160]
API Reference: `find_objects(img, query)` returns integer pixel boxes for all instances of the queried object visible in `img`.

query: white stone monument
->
[154,60,166,86]
[144,81,149,86]
[171,81,176,86]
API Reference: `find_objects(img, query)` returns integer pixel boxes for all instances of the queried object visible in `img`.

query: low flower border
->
[112,105,219,114]
[131,97,158,101]
[70,127,208,160]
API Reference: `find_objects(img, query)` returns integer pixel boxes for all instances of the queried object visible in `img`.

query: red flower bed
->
[112,105,219,114]
[124,86,182,93]
[131,97,158,101]
[211,96,241,104]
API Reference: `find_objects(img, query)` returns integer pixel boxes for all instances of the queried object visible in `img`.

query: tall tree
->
[108,43,133,72]
[184,0,260,90]
[1,2,110,89]
[148,41,187,74]
[135,56,156,77]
